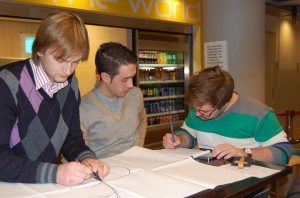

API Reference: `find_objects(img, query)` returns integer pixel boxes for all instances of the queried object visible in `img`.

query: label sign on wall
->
[10,0,202,25]
[204,40,228,70]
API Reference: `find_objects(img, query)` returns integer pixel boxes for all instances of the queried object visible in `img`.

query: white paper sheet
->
[0,182,38,198]
[102,146,185,170]
[219,164,280,178]
[158,148,210,158]
[108,169,206,198]
[153,158,252,188]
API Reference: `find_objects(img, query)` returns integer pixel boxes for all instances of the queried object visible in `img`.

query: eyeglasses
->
[193,107,217,117]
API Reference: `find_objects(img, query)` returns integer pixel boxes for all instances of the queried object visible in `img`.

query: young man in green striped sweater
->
[163,66,292,165]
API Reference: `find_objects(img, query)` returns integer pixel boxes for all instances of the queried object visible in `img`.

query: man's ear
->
[37,51,43,57]
[100,72,110,83]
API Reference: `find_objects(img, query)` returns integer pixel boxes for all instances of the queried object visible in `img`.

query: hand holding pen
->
[56,158,109,186]
[79,160,102,181]
[162,132,181,149]
[56,161,95,186]
[78,158,110,181]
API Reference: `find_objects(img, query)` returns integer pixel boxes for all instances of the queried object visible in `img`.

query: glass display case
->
[133,30,192,149]
[138,50,186,126]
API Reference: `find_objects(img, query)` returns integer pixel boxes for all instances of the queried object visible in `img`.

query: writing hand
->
[163,133,180,149]
[81,158,110,181]
[56,161,93,186]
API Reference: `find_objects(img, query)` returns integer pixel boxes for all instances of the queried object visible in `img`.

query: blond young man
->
[0,11,109,186]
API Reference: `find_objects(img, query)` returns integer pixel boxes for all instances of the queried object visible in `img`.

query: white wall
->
[266,14,300,136]
[203,0,265,102]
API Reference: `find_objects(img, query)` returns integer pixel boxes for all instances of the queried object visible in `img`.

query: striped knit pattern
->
[177,95,292,165]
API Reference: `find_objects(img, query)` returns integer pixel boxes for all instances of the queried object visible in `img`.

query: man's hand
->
[56,161,93,186]
[212,144,244,159]
[82,158,110,180]
[163,133,180,149]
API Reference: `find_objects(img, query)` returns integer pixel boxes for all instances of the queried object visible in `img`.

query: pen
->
[78,160,102,181]
[169,120,176,150]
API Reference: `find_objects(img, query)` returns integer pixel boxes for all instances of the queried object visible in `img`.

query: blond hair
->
[32,11,89,65]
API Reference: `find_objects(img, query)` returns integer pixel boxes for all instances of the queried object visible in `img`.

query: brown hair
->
[32,11,89,65]
[185,66,234,109]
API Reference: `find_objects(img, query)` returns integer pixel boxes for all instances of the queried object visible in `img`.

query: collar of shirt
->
[30,59,68,98]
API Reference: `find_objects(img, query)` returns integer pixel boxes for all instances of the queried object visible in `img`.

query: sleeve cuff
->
[76,150,97,161]
[174,128,196,149]
[36,163,58,183]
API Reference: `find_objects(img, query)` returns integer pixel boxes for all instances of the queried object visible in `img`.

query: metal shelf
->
[146,109,185,118]
[139,63,184,68]
[146,120,184,129]
[143,95,184,101]
[139,80,184,84]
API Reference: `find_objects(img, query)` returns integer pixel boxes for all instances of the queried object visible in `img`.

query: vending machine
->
[133,30,193,149]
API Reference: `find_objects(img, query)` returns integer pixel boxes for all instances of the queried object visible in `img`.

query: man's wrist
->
[244,148,253,158]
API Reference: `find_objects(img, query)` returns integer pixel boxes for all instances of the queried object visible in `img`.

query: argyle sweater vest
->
[0,59,95,183]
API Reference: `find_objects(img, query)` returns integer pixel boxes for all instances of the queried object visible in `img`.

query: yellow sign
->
[10,0,202,25]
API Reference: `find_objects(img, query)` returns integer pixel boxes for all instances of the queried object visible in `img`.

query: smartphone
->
[196,152,216,162]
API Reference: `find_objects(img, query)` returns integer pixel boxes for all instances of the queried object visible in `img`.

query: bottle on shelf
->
[147,113,183,126]
[172,52,178,64]
[139,50,181,65]
[157,51,162,64]
[139,69,144,81]
[148,69,154,80]
[152,51,157,64]
[166,51,172,64]
[146,51,151,64]
[138,51,144,64]
[144,69,149,81]
[157,51,167,64]
[153,85,159,97]
[140,86,147,98]
[162,51,167,64]
[171,71,176,80]
[155,68,161,80]
[147,85,152,97]
[160,68,165,80]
